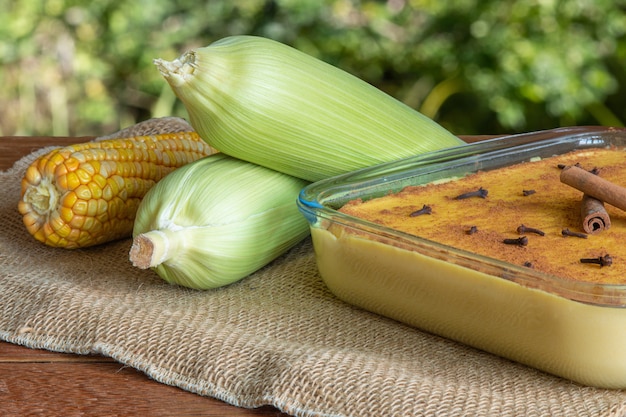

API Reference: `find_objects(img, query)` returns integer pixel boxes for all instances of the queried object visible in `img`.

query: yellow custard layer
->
[311,226,626,388]
[338,148,626,284]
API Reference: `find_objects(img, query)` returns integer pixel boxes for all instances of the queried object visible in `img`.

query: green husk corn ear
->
[154,35,465,182]
[129,153,310,290]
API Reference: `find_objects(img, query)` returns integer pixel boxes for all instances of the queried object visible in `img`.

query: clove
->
[561,228,588,239]
[558,162,582,170]
[580,254,613,267]
[455,187,488,200]
[558,162,599,175]
[517,224,545,236]
[409,204,432,217]
[503,236,528,246]
[466,225,478,235]
[522,189,536,196]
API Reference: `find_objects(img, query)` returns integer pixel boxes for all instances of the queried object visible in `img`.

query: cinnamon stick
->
[560,165,626,211]
[581,194,611,234]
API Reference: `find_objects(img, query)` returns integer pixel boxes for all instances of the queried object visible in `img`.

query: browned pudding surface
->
[338,148,626,284]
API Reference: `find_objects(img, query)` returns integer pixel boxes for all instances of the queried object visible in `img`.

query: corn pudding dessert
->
[302,137,626,388]
[338,148,626,284]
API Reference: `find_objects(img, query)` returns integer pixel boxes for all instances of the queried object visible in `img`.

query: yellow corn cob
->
[18,131,216,249]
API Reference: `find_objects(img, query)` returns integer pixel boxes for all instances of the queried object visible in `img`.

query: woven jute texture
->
[3,147,626,417]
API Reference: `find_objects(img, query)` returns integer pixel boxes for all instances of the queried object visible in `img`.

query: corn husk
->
[129,153,310,289]
[154,35,466,182]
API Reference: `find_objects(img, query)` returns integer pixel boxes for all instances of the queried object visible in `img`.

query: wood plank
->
[0,136,93,170]
[0,341,288,416]
[0,341,115,363]
[0,343,283,416]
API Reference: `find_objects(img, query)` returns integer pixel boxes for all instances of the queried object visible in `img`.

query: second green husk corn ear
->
[129,153,310,290]
[154,35,466,182]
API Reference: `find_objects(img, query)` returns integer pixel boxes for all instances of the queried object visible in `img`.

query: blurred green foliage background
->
[2,0,625,137]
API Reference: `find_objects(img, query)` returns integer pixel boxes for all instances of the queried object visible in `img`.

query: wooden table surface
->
[0,135,291,417]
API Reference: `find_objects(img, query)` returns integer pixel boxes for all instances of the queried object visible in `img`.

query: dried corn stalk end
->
[129,233,157,269]
[18,131,215,249]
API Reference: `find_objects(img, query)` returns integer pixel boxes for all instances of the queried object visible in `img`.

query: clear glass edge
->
[298,126,626,308]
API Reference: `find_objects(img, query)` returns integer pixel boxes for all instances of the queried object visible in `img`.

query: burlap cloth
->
[3,147,626,417]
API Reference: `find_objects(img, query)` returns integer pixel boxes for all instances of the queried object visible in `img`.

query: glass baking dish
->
[297,126,626,388]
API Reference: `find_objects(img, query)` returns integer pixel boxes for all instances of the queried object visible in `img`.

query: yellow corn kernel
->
[18,131,216,249]
[59,205,76,223]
